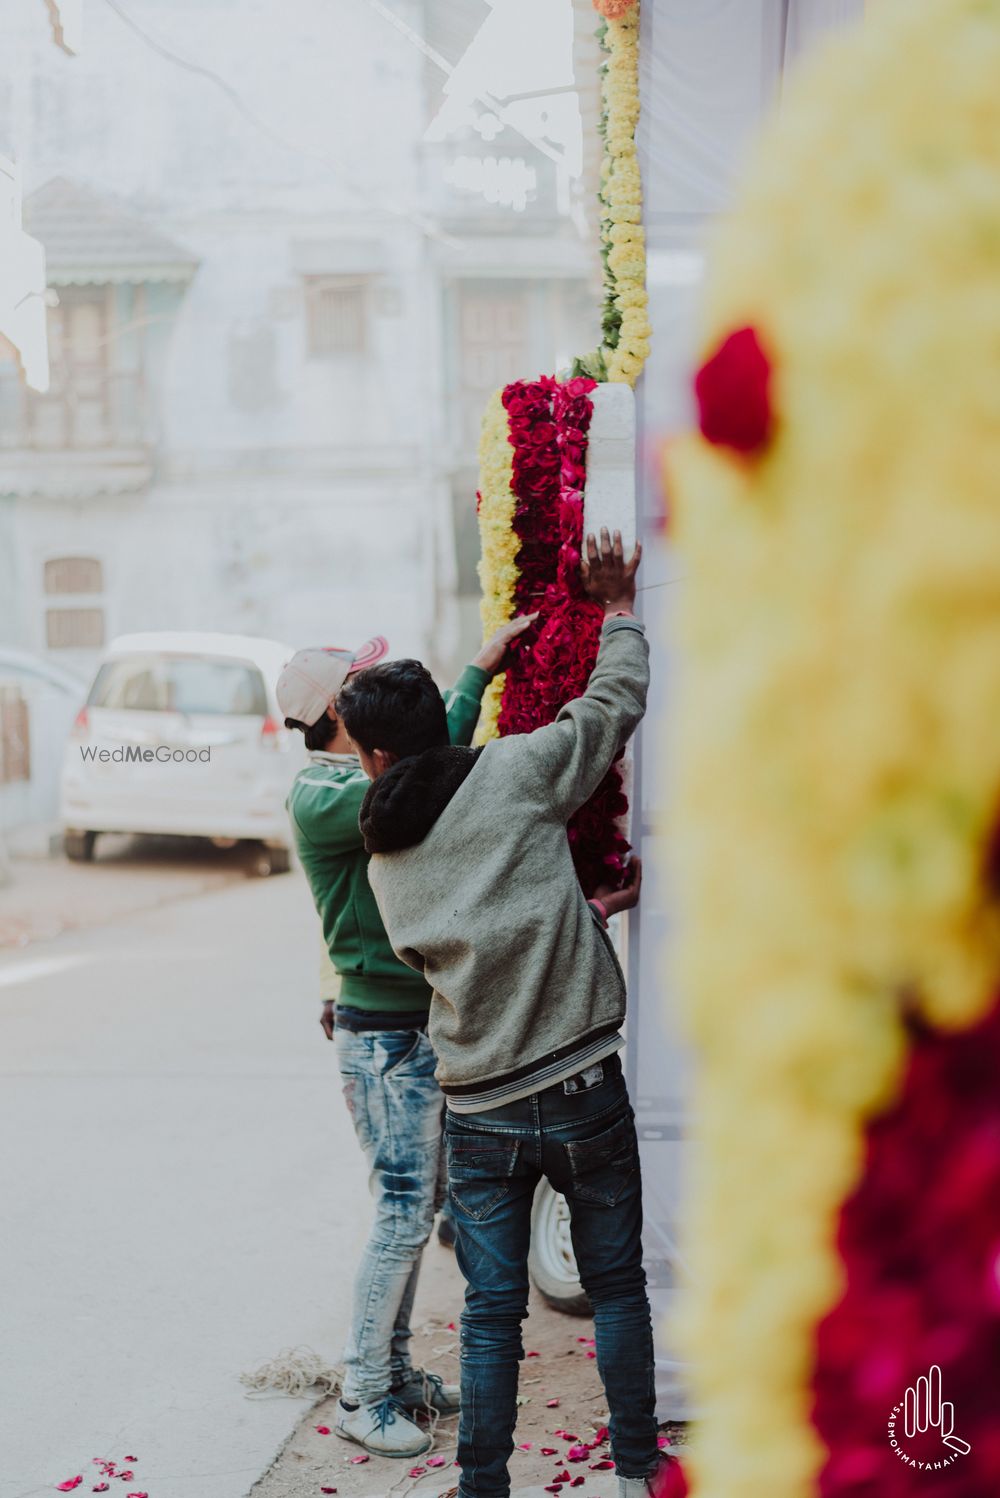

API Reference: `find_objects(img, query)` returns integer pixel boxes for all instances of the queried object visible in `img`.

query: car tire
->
[528,1179,591,1317]
[245,843,291,877]
[64,830,97,863]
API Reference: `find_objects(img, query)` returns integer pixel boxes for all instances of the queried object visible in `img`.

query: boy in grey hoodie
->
[337,532,671,1498]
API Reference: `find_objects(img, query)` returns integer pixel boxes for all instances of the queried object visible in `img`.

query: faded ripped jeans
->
[336,1027,446,1404]
[445,1052,657,1496]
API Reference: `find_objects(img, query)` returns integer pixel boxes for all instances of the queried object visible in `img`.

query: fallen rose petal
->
[591,1460,614,1470]
[594,1426,609,1443]
[526,1350,540,1358]
[553,1471,570,1484]
[571,1481,585,1489]
[127,1491,148,1496]
[118,1474,134,1483]
[576,1337,589,1344]
[123,1459,137,1465]
[567,1444,590,1461]
[585,1350,596,1359]
[541,1447,558,1456]
[407,1467,426,1478]
[446,1321,457,1331]
[57,1481,83,1493]
[320,1488,338,1494]
[544,1487,563,1495]
[427,1456,446,1468]
[93,1487,110,1494]
[517,1442,533,1450]
[315,1426,331,1435]
[349,1454,370,1464]
[546,1398,560,1408]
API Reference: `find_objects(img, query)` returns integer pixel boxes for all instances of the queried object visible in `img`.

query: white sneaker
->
[333,1395,432,1458]
[392,1366,461,1416]
[618,1454,679,1497]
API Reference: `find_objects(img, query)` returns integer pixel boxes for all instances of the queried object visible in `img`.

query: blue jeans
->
[445,1053,657,1496]
[336,1027,446,1403]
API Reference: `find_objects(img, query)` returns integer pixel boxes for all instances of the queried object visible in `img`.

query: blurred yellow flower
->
[667,0,1000,1494]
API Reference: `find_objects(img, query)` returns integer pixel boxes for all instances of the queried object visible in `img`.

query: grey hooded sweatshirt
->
[361,615,649,1109]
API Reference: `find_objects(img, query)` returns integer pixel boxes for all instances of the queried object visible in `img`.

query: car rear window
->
[88,655,268,716]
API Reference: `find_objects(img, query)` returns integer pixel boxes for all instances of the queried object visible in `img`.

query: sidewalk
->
[251,1242,640,1498]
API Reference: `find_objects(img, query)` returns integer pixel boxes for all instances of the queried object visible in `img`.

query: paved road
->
[1,870,369,1498]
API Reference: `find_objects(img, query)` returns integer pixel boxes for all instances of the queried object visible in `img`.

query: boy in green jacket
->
[277,619,532,1460]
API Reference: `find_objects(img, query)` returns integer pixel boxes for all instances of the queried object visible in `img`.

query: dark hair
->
[284,713,336,753]
[336,659,448,759]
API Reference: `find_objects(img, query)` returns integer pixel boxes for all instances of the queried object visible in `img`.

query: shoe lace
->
[371,1394,408,1434]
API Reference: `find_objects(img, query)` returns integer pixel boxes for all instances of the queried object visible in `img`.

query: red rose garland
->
[812,993,1000,1497]
[496,375,632,897]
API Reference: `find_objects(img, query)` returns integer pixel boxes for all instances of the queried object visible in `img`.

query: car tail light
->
[71,706,90,739]
[260,715,282,750]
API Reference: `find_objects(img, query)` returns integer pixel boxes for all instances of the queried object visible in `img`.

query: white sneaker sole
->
[333,1424,433,1459]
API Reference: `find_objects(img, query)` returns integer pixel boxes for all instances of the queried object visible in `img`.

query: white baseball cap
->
[276,636,389,727]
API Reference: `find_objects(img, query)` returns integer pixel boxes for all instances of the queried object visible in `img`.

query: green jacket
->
[287,665,490,1012]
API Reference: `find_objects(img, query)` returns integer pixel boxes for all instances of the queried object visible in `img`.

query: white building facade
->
[0,0,601,715]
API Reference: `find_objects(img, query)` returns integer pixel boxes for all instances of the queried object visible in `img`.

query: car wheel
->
[64,830,97,863]
[528,1180,591,1316]
[245,843,291,877]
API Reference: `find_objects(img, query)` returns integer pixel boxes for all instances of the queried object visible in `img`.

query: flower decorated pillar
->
[669,1,1000,1494]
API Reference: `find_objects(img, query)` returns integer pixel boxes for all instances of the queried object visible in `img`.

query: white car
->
[60,631,305,874]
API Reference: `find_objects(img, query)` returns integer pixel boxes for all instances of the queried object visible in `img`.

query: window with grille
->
[43,555,106,649]
[45,608,105,650]
[43,556,103,595]
[304,276,368,357]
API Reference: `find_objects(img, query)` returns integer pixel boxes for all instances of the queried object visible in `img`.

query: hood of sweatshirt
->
[360,745,482,854]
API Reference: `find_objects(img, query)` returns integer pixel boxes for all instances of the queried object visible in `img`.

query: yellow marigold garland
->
[668,1,1000,1495]
[474,388,518,743]
[574,5,651,387]
[600,7,650,385]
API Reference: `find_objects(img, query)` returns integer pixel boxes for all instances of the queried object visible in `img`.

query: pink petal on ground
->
[571,1480,585,1489]
[123,1459,138,1464]
[118,1474,134,1483]
[93,1487,110,1494]
[585,1351,596,1359]
[407,1467,426,1478]
[594,1426,609,1443]
[517,1442,533,1450]
[526,1350,540,1358]
[544,1487,563,1495]
[591,1460,614,1470]
[56,1481,83,1492]
[127,1491,148,1496]
[567,1445,590,1461]
[320,1488,338,1494]
[546,1398,560,1408]
[446,1322,457,1331]
[541,1448,558,1457]
[427,1456,446,1468]
[349,1455,370,1464]
[315,1426,331,1435]
[576,1337,589,1344]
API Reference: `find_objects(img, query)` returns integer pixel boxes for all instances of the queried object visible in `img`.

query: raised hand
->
[904,1365,970,1455]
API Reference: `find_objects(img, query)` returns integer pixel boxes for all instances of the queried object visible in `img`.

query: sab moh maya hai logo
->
[887,1365,971,1472]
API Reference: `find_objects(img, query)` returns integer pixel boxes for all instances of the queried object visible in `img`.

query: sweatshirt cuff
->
[455,663,491,697]
[602,614,646,638]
